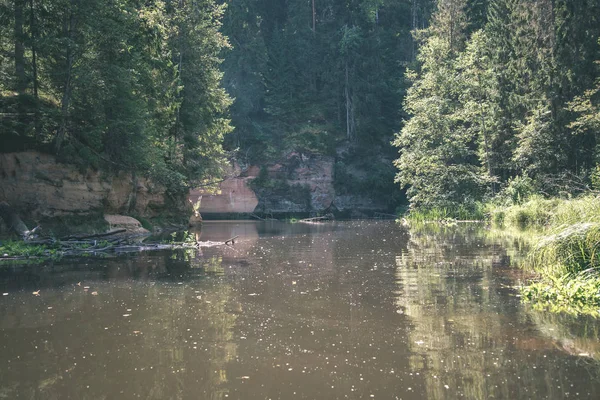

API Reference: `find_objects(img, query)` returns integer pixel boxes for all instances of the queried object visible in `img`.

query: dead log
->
[0,201,31,238]
[60,229,127,241]
[299,213,334,223]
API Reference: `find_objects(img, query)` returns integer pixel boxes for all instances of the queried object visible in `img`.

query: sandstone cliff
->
[191,151,392,218]
[0,150,394,223]
[0,151,183,220]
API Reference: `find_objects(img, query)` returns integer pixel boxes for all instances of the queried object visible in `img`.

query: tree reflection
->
[0,252,239,400]
[396,225,600,399]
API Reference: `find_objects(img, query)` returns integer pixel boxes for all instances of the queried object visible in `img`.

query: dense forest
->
[1,0,600,211]
[395,0,600,213]
[0,0,434,207]
[220,0,432,159]
[0,0,232,196]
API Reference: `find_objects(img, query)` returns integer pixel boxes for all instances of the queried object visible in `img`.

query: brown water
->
[1,221,600,399]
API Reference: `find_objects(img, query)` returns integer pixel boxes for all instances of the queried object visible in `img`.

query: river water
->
[1,221,600,399]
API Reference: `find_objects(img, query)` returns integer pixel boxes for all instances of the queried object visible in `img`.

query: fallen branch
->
[373,212,397,219]
[299,213,334,223]
[60,229,127,241]
[1,232,244,262]
[225,235,239,245]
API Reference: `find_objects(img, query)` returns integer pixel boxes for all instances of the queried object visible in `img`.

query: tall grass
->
[402,194,600,315]
[489,195,600,231]
[493,195,600,316]
[522,270,600,316]
[406,203,486,222]
[551,196,600,227]
[488,195,557,230]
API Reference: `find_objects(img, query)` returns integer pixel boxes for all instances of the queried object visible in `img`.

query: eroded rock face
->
[287,152,335,211]
[0,151,181,219]
[104,214,149,234]
[189,150,394,217]
[190,176,259,214]
[251,152,335,214]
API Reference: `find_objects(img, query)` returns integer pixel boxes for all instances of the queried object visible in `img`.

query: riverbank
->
[0,207,192,264]
[490,196,600,316]
[405,195,600,316]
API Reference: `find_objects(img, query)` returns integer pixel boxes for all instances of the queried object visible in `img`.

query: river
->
[1,220,600,399]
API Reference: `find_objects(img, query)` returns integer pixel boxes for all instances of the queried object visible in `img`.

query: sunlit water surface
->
[2,221,600,399]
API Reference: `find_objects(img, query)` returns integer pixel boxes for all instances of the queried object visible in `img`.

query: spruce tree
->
[394,0,490,210]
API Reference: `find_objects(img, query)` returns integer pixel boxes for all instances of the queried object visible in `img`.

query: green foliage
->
[495,175,536,206]
[394,3,495,211]
[489,196,555,230]
[526,223,600,276]
[488,194,600,316]
[405,202,486,222]
[0,0,232,193]
[395,0,600,213]
[0,241,54,257]
[591,166,600,191]
[221,0,419,166]
[551,196,600,227]
[166,230,195,245]
[522,272,600,316]
[490,195,600,231]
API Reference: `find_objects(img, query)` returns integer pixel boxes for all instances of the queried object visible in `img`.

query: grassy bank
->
[403,203,487,223]
[492,196,600,316]
[488,195,600,230]
[490,196,600,316]
[404,195,600,316]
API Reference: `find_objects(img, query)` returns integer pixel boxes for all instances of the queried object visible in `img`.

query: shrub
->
[498,175,536,205]
[522,272,600,316]
[526,223,600,276]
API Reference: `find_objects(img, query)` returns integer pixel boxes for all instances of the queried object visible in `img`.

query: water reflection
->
[1,221,600,399]
[0,266,239,399]
[396,224,600,399]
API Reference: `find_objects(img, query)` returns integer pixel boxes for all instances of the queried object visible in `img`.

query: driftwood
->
[299,213,334,223]
[60,229,127,241]
[250,213,276,221]
[1,233,240,262]
[0,201,241,262]
[373,212,398,220]
[224,235,239,245]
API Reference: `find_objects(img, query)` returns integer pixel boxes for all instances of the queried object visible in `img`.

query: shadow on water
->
[0,221,600,399]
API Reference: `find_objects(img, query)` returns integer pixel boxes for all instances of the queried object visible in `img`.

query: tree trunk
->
[312,0,315,32]
[29,0,38,99]
[56,1,76,154]
[29,0,40,135]
[172,0,185,163]
[344,61,355,141]
[14,0,27,136]
[411,0,417,60]
[14,0,26,94]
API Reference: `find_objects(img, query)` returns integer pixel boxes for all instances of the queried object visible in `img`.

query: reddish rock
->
[0,151,181,219]
[104,214,149,234]
[190,177,258,214]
